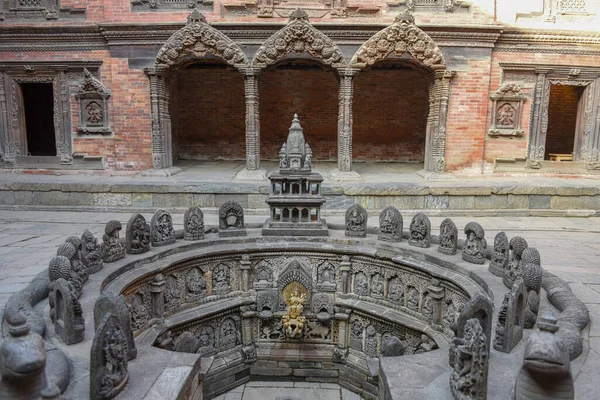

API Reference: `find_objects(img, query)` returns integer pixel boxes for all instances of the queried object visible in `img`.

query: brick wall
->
[259,66,339,161]
[353,66,429,162]
[545,84,582,158]
[171,65,246,161]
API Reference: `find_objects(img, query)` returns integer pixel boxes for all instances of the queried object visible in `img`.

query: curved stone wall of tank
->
[99,238,490,399]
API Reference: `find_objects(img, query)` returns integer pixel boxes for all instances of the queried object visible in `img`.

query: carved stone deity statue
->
[65,236,89,284]
[438,218,458,255]
[55,242,84,297]
[218,200,246,237]
[90,314,129,400]
[125,213,151,254]
[504,236,528,288]
[151,210,176,247]
[81,229,103,274]
[462,222,487,264]
[184,207,205,241]
[409,212,431,248]
[94,291,137,361]
[522,247,543,329]
[514,313,573,400]
[282,282,308,339]
[488,232,509,277]
[378,206,403,242]
[345,204,368,238]
[354,272,369,296]
[449,318,489,400]
[387,277,404,304]
[101,220,125,263]
[370,274,384,298]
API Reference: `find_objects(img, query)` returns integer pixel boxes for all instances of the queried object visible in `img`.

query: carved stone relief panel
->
[75,69,111,135]
[130,0,214,12]
[0,0,85,21]
[488,83,527,137]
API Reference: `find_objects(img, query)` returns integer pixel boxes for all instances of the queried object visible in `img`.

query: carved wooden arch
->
[348,13,445,71]
[252,9,346,69]
[155,10,249,69]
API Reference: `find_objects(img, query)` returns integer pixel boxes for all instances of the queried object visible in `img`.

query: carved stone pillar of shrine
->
[340,255,351,294]
[234,67,267,181]
[240,254,251,292]
[423,69,455,174]
[149,274,166,321]
[144,67,180,176]
[331,68,361,181]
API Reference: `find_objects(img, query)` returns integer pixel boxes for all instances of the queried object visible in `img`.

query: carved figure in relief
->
[163,275,180,307]
[350,320,363,351]
[184,207,205,241]
[279,144,288,168]
[218,201,246,237]
[196,326,215,356]
[151,210,176,246]
[86,101,103,124]
[101,220,125,263]
[388,277,404,303]
[354,272,369,296]
[282,282,308,339]
[220,318,239,351]
[489,232,509,277]
[317,262,336,291]
[186,268,206,295]
[422,294,434,321]
[57,241,86,291]
[370,274,384,298]
[462,222,487,264]
[81,229,103,274]
[345,204,367,237]
[126,214,151,254]
[91,315,129,400]
[449,318,488,400]
[66,236,89,283]
[497,103,515,127]
[364,325,377,357]
[493,293,509,351]
[409,212,431,248]
[212,264,231,295]
[255,262,273,284]
[504,236,528,288]
[307,320,330,340]
[378,206,402,242]
[304,143,312,170]
[514,314,573,400]
[438,218,458,255]
[129,294,148,331]
[407,287,419,311]
[260,319,283,340]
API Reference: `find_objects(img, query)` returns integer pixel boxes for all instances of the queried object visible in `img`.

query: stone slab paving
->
[213,382,355,400]
[0,210,599,398]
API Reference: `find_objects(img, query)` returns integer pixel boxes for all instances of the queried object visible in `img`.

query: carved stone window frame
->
[500,63,600,170]
[0,61,102,168]
[75,69,112,136]
[0,0,85,21]
[488,83,526,137]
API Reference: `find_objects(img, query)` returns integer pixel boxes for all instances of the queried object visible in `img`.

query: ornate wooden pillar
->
[145,67,173,169]
[56,69,72,164]
[527,69,551,168]
[425,69,454,173]
[243,68,261,171]
[337,69,359,172]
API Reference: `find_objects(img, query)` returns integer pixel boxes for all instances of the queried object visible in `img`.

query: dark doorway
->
[21,83,56,156]
[544,84,584,160]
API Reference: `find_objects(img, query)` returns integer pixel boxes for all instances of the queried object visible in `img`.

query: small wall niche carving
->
[488,83,527,137]
[76,69,111,135]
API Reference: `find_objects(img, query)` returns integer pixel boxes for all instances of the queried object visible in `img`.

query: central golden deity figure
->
[282,282,308,339]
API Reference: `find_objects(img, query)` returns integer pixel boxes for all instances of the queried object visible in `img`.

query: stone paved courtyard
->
[212,381,359,400]
[1,209,600,398]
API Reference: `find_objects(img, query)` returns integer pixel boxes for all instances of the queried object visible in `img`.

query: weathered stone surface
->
[53,278,85,345]
[528,195,551,209]
[218,200,246,237]
[378,206,402,242]
[93,291,137,361]
[125,213,151,254]
[493,280,525,354]
[14,191,33,205]
[381,334,404,357]
[131,193,152,207]
[93,193,132,207]
[345,204,367,238]
[462,221,487,264]
[153,193,194,208]
[101,220,125,263]
[151,209,176,246]
[425,195,449,209]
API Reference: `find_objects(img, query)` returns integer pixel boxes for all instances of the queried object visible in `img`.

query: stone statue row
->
[345,205,488,264]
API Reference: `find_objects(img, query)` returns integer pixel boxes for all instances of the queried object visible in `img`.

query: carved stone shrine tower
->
[263,115,327,236]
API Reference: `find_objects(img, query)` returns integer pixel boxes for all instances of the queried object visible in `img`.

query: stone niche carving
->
[387,276,404,304]
[462,222,487,264]
[90,314,129,400]
[514,313,574,400]
[219,201,246,237]
[449,318,489,400]
[488,83,526,137]
[504,236,528,289]
[125,213,151,254]
[370,273,384,299]
[353,272,369,296]
[438,218,458,255]
[407,286,420,311]
[81,229,103,274]
[186,267,207,298]
[345,204,368,238]
[409,212,431,248]
[76,69,111,135]
[53,278,85,345]
[488,232,509,277]
[254,260,274,290]
[456,294,494,358]
[522,247,543,329]
[219,317,241,351]
[493,280,525,354]
[101,220,125,263]
[129,293,149,332]
[378,206,403,242]
[212,263,231,295]
[312,292,334,320]
[316,261,336,292]
[151,209,176,246]
[184,207,205,241]
[94,291,137,361]
[48,255,76,320]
